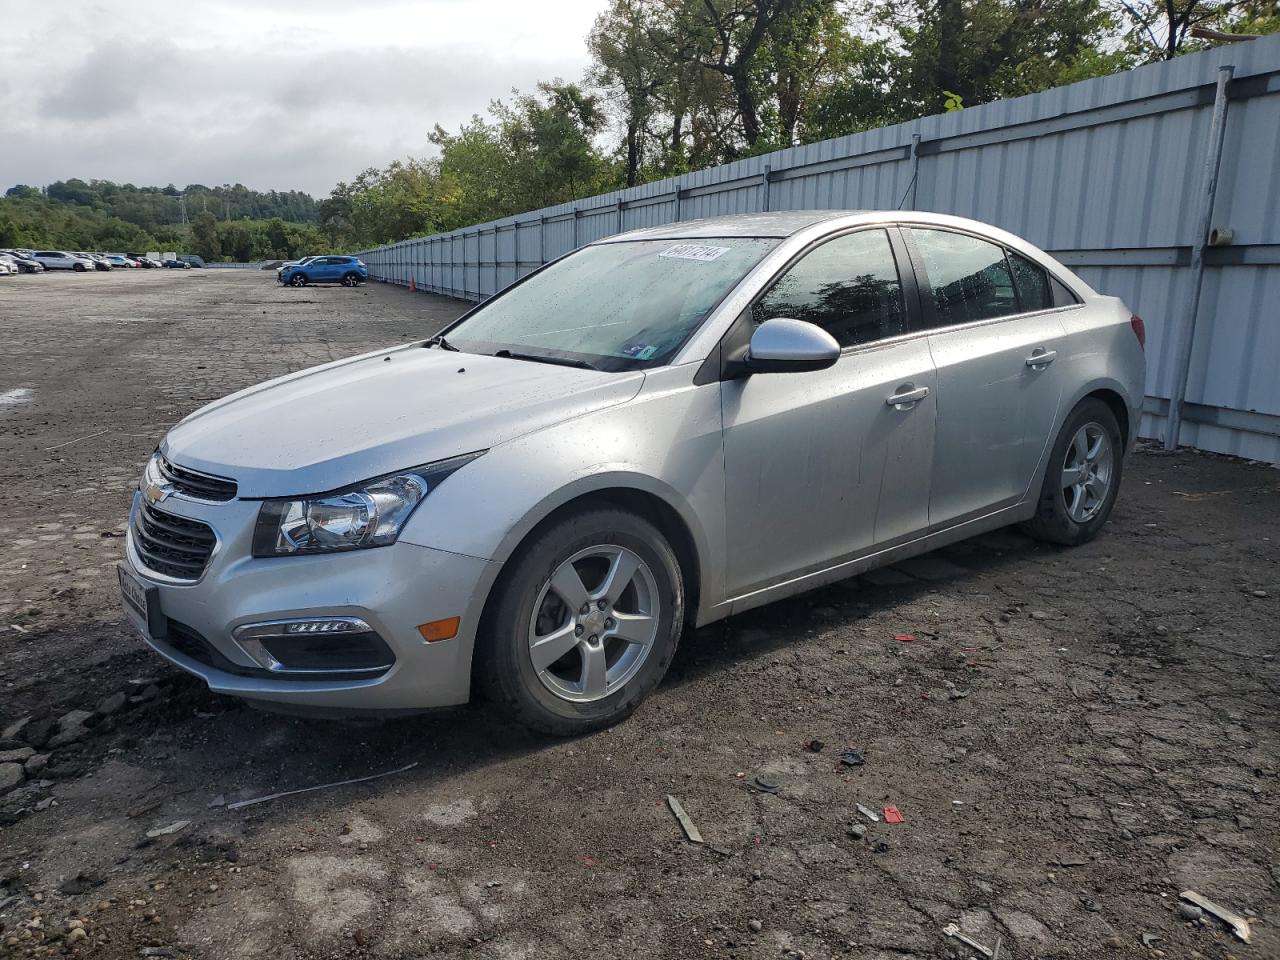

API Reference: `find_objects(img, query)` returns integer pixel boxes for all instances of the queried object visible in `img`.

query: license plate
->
[118,565,149,624]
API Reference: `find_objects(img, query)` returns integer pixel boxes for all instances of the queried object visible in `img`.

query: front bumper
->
[120,491,495,711]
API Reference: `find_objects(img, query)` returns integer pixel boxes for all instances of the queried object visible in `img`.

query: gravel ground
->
[0,269,1277,960]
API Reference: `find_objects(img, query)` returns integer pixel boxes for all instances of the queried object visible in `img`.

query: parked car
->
[75,253,112,271]
[121,211,1144,731]
[279,255,366,287]
[162,259,191,269]
[276,255,320,279]
[127,253,159,268]
[104,255,136,269]
[0,251,43,273]
[31,251,97,271]
[178,255,206,268]
[0,259,15,276]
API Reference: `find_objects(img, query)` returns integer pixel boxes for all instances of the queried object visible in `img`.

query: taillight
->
[1130,315,1146,351]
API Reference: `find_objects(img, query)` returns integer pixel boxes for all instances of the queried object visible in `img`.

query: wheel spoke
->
[1062,464,1085,487]
[530,622,579,672]
[580,643,608,699]
[1085,430,1106,462]
[1069,483,1088,520]
[596,549,640,606]
[550,562,590,612]
[1071,429,1089,465]
[1084,476,1106,500]
[610,611,656,646]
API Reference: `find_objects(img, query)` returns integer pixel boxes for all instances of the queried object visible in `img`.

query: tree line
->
[320,0,1278,248]
[0,180,322,259]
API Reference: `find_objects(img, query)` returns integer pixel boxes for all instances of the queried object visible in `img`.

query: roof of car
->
[601,210,854,242]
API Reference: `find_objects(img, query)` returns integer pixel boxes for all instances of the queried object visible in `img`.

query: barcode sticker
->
[658,243,730,262]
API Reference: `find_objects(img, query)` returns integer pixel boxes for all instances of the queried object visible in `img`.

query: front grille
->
[131,500,216,580]
[157,455,237,502]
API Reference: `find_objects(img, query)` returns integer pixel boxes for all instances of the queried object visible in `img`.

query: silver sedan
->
[120,211,1146,733]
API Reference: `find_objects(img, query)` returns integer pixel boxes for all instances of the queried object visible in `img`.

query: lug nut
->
[605,618,615,629]
[574,625,584,637]
[580,604,590,615]
[588,635,598,644]
[597,600,607,610]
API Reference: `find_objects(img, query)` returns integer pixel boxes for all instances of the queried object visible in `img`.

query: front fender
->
[399,368,726,622]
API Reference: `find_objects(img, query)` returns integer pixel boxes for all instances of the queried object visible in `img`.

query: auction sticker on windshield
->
[658,243,730,262]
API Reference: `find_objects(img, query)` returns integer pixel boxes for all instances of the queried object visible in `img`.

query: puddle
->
[0,387,34,410]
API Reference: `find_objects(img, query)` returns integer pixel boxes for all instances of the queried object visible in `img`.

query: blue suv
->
[280,255,367,287]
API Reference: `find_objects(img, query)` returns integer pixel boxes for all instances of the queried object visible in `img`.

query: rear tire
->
[341,272,361,287]
[475,508,684,736]
[1023,398,1124,545]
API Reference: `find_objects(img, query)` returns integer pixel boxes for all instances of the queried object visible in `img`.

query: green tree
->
[191,210,222,261]
[877,0,1127,117]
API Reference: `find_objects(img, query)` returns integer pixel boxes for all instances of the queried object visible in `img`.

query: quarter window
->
[910,228,1018,327]
[1008,251,1052,312]
[752,229,905,348]
[1051,276,1079,307]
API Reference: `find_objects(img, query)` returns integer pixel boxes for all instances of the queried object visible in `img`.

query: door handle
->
[886,385,929,408]
[1026,349,1057,368]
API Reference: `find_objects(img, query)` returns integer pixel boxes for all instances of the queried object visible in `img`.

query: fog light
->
[232,617,393,674]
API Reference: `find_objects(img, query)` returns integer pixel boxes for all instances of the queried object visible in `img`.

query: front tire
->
[1023,398,1124,545]
[289,273,308,287]
[73,263,86,272]
[475,508,684,736]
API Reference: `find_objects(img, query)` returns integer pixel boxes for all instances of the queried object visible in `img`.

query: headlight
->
[251,451,483,557]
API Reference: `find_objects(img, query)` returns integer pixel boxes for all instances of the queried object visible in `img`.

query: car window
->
[910,228,1019,327]
[1051,276,1079,307]
[1008,251,1052,312]
[751,229,905,348]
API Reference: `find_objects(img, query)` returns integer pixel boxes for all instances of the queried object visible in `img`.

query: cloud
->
[0,0,604,196]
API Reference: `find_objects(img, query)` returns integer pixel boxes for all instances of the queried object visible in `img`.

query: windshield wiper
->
[493,349,597,371]
[425,335,459,352]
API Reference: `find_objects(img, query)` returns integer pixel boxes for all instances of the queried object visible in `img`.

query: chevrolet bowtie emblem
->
[144,479,175,504]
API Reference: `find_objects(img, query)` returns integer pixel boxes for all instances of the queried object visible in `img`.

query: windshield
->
[445,237,779,371]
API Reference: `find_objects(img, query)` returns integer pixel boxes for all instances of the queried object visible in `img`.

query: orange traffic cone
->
[409,276,416,292]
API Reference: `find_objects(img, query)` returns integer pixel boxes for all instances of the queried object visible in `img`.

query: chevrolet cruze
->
[120,211,1145,734]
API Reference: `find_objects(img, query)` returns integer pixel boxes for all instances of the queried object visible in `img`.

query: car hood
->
[162,344,646,497]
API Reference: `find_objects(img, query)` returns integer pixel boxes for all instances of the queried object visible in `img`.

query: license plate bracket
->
[118,564,167,640]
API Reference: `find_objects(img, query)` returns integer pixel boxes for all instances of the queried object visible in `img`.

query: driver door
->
[720,228,936,601]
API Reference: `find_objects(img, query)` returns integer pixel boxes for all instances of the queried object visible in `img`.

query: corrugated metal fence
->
[360,36,1280,462]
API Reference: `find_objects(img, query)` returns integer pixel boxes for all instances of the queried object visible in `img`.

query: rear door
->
[720,227,937,600]
[904,227,1068,528]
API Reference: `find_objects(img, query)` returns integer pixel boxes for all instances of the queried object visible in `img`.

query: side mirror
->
[744,317,841,373]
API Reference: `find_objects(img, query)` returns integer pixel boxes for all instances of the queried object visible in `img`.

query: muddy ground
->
[0,268,1276,960]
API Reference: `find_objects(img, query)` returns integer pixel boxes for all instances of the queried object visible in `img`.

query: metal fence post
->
[673,182,682,223]
[762,164,772,212]
[572,207,579,249]
[1165,63,1235,451]
[910,133,922,209]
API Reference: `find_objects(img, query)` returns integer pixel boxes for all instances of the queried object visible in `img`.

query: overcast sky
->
[0,0,607,197]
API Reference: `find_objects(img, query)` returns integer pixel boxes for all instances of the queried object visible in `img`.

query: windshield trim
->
[430,238,776,373]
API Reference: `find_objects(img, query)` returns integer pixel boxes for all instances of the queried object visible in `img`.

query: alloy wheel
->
[1061,421,1113,523]
[528,545,661,703]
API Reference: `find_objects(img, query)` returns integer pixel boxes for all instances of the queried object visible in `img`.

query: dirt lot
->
[0,268,1277,960]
